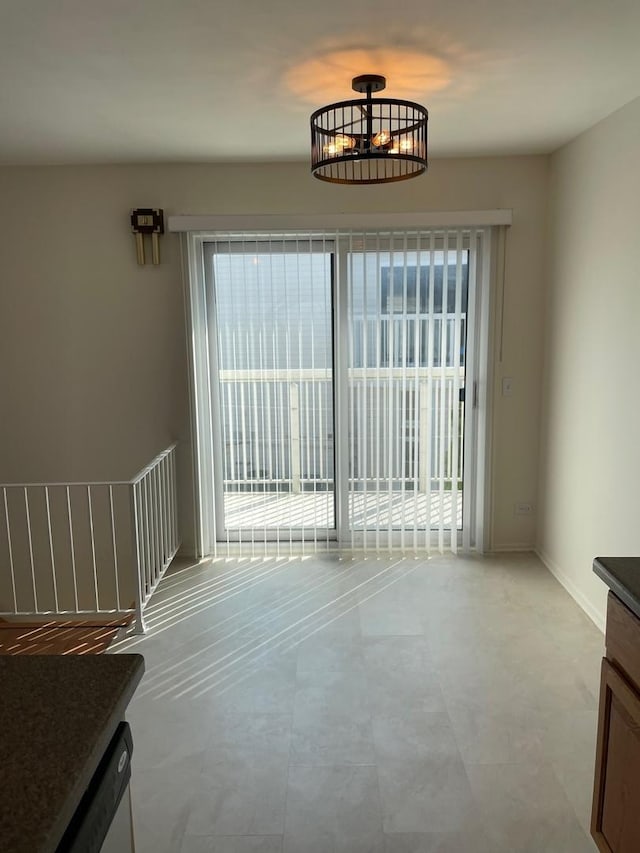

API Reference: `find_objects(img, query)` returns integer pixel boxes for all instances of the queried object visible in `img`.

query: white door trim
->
[181,223,504,556]
[170,210,512,233]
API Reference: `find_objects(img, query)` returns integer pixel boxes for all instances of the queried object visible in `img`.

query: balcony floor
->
[224,490,463,530]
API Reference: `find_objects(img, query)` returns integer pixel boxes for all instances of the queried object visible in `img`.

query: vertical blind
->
[344,231,471,555]
[207,236,335,557]
[204,228,480,556]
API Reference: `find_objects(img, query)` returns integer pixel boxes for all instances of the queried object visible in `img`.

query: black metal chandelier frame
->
[310,74,429,185]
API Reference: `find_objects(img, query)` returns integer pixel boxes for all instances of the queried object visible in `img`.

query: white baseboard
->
[488,544,535,553]
[535,546,606,633]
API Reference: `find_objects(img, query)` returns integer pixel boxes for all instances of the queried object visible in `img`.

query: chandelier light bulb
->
[372,129,392,147]
[335,134,355,149]
[323,134,356,157]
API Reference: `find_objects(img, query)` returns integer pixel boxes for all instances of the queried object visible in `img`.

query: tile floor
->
[116,552,603,852]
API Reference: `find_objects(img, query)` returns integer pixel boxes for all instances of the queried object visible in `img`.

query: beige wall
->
[538,96,640,628]
[0,156,548,556]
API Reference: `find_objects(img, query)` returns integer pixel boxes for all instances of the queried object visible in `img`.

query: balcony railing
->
[218,368,465,527]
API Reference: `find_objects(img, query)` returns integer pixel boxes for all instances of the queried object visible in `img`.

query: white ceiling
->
[1,0,639,165]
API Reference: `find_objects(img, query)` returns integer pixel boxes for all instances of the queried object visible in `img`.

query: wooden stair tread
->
[0,615,133,629]
[0,614,134,655]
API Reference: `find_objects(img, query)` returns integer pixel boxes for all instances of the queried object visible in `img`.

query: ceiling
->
[1,0,639,165]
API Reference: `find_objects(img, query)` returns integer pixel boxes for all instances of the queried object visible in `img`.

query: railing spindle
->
[66,486,79,612]
[144,474,152,595]
[3,487,18,613]
[171,449,178,551]
[44,486,59,612]
[87,485,99,611]
[108,485,121,612]
[149,469,156,587]
[161,456,168,568]
[130,481,146,633]
[289,382,301,493]
[163,454,172,560]
[153,464,161,585]
[24,488,38,612]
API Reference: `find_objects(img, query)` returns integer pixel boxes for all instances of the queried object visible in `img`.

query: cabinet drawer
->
[606,592,640,692]
[592,658,640,852]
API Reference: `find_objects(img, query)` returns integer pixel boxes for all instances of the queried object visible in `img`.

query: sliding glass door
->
[204,239,335,547]
[202,228,482,554]
[341,232,470,552]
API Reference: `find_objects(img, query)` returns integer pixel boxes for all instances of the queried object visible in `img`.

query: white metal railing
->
[0,444,179,634]
[219,370,464,496]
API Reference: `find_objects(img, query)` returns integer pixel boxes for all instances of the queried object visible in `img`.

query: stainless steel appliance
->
[57,721,135,852]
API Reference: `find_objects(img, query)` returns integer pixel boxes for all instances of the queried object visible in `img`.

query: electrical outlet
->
[515,502,534,515]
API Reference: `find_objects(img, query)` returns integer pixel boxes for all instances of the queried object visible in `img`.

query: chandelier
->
[310,74,428,185]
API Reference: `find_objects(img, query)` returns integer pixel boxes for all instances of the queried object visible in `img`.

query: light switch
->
[502,377,513,397]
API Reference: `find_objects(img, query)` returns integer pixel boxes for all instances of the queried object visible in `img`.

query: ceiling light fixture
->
[310,74,428,185]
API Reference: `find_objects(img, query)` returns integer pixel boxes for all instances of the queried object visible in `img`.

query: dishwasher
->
[56,721,136,853]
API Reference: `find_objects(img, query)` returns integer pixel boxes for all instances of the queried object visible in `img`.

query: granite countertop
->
[0,654,144,853]
[593,556,640,620]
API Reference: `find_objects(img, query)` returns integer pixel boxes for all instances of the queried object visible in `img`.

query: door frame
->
[180,215,507,558]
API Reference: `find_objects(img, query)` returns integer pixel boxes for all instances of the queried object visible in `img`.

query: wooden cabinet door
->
[592,658,640,852]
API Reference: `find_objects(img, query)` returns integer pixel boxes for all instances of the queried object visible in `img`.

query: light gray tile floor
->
[116,552,602,852]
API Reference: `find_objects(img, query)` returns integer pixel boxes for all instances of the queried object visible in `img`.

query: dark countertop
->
[594,557,640,621]
[0,654,144,853]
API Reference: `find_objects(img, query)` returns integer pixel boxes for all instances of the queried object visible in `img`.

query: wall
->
[538,96,640,628]
[0,156,548,557]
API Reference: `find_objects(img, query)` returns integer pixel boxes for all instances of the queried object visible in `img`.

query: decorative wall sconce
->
[130,208,164,265]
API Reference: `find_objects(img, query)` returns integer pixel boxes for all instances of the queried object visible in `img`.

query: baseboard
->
[488,544,535,553]
[535,546,606,633]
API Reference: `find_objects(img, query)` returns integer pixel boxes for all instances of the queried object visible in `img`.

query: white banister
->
[0,444,180,634]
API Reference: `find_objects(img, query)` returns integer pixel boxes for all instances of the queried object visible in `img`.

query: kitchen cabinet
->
[591,563,640,853]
